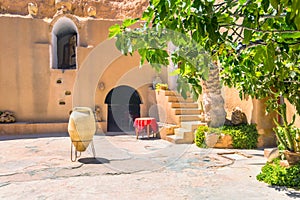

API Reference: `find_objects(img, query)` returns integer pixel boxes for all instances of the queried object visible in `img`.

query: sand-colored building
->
[0,0,298,147]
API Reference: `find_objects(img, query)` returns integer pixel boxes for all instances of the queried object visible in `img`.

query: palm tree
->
[201,63,226,127]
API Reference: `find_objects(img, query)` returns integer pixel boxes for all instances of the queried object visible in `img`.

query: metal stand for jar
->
[70,140,96,162]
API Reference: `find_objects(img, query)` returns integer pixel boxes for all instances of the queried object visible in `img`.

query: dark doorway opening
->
[105,86,141,132]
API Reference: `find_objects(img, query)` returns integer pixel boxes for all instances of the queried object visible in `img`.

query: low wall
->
[0,121,106,136]
[0,122,68,136]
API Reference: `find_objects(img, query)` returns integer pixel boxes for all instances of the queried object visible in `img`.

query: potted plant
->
[155,83,169,91]
[274,104,300,165]
[195,126,233,148]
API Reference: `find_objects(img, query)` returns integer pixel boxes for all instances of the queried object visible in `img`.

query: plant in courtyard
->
[257,159,300,187]
[217,0,300,120]
[155,83,169,91]
[109,0,300,128]
[195,124,258,149]
[195,126,208,148]
[212,0,300,165]
[274,104,300,153]
[222,124,258,149]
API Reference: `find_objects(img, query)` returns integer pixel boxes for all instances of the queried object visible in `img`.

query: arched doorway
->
[105,86,142,132]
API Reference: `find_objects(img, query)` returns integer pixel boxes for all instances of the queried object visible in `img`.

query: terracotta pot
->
[284,150,300,165]
[68,107,96,152]
[205,133,219,148]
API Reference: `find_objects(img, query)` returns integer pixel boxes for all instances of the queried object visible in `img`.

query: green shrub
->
[195,126,208,148]
[257,159,300,187]
[222,124,258,149]
[194,124,258,149]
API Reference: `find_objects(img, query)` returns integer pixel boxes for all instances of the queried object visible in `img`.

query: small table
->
[134,117,158,139]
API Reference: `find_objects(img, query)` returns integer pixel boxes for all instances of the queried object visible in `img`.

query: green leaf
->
[255,71,262,77]
[243,29,252,44]
[270,0,279,10]
[294,15,300,30]
[122,18,138,27]
[138,49,147,67]
[291,0,300,19]
[254,45,265,63]
[109,24,121,38]
[217,13,234,25]
[169,68,181,76]
[142,7,154,21]
[281,32,300,39]
[151,0,161,7]
[265,43,275,72]
[262,0,270,12]
[115,37,122,50]
[206,16,219,44]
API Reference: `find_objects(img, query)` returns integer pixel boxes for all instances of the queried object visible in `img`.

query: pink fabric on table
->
[134,117,158,132]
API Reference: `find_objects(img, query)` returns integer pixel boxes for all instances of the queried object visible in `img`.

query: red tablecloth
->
[134,117,158,132]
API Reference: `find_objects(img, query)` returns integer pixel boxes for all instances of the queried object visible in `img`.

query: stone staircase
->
[155,90,207,144]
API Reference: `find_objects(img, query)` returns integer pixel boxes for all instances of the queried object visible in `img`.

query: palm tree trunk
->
[201,63,226,128]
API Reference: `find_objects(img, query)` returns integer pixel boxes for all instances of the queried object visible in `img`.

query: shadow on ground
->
[271,186,300,198]
[78,157,110,164]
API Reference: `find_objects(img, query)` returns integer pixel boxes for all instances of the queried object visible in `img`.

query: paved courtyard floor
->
[0,132,299,200]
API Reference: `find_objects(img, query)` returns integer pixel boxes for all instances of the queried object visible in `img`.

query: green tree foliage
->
[109,0,300,114]
[219,0,300,115]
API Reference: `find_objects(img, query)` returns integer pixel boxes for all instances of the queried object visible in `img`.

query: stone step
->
[165,134,180,143]
[159,90,192,97]
[175,128,195,142]
[177,115,202,122]
[167,96,194,103]
[180,121,207,132]
[174,128,190,137]
[157,123,179,139]
[173,127,195,144]
[162,90,178,96]
[166,132,194,144]
[174,108,203,115]
[171,102,198,108]
[156,89,205,144]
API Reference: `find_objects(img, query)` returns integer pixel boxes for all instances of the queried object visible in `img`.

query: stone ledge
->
[0,122,69,135]
[0,121,106,135]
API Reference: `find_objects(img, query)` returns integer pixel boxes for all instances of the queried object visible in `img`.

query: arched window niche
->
[51,17,79,70]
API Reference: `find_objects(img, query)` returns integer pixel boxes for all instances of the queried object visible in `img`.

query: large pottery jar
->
[68,107,96,152]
